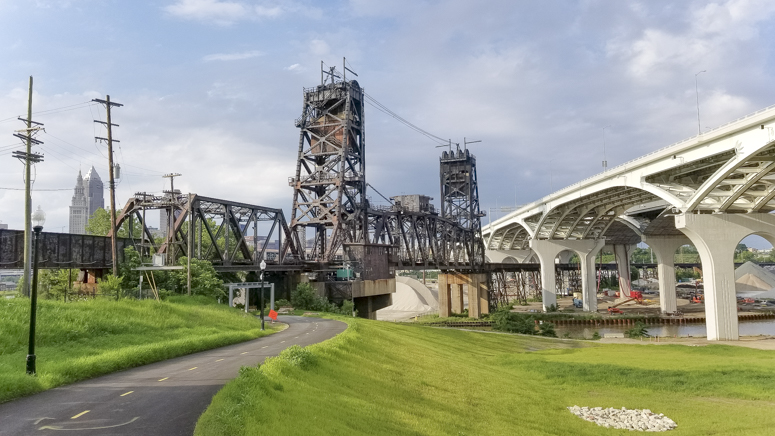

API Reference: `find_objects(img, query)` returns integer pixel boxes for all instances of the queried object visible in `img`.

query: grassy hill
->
[0,296,280,403]
[197,317,775,435]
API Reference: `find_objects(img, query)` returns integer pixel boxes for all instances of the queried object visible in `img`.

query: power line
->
[363,92,448,145]
[0,101,95,125]
[0,186,72,191]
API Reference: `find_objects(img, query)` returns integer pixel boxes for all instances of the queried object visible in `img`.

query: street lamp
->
[26,206,45,375]
[259,258,266,331]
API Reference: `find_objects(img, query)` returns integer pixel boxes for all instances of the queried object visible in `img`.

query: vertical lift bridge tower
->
[289,63,366,262]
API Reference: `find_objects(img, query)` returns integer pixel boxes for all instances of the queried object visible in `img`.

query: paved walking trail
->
[0,316,346,436]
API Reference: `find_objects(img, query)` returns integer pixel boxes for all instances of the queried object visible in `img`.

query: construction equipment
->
[607,307,623,314]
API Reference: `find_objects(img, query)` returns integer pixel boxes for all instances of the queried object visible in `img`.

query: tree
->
[168,257,225,298]
[85,207,143,238]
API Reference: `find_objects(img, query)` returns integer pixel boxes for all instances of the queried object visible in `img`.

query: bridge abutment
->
[676,213,775,341]
[642,235,690,314]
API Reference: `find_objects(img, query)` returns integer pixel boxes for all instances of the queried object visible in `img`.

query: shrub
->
[538,322,557,338]
[491,309,536,335]
[625,322,650,338]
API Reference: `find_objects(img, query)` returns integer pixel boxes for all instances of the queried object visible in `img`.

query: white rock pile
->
[567,406,677,432]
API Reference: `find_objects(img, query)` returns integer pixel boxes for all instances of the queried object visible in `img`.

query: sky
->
[2,0,775,246]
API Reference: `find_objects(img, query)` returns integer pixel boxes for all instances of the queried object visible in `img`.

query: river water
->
[555,319,775,339]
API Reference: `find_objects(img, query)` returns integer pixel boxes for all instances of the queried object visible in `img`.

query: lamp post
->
[259,258,266,331]
[26,206,45,375]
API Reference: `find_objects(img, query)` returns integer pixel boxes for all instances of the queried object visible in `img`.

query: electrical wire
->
[363,92,448,145]
[0,101,95,125]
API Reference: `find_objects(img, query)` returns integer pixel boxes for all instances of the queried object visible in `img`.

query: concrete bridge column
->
[439,273,452,317]
[612,244,636,297]
[530,239,604,312]
[438,272,489,318]
[642,235,690,314]
[451,284,465,314]
[579,240,605,313]
[676,213,775,341]
[467,273,489,318]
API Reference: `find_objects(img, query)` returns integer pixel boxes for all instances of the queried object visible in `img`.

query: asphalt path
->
[0,316,346,436]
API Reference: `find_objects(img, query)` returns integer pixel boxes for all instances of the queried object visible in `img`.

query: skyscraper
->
[84,166,104,220]
[69,170,88,234]
[69,167,104,234]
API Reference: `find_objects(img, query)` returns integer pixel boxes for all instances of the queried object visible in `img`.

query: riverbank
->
[197,315,775,435]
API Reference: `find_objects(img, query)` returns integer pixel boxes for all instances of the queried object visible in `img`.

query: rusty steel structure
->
[0,228,133,269]
[289,67,366,263]
[111,192,302,271]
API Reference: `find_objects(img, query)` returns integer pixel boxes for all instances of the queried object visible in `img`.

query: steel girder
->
[367,210,484,269]
[112,193,301,269]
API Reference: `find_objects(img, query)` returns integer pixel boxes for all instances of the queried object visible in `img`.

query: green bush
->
[625,322,650,338]
[538,322,557,338]
[275,298,292,308]
[290,283,355,316]
[491,309,537,335]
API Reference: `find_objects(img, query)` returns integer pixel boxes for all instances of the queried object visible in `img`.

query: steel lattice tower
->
[440,147,485,264]
[289,67,366,262]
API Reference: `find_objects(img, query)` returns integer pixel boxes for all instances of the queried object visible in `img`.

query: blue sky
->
[2,0,775,247]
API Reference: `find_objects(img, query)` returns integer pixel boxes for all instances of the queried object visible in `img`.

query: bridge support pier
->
[612,244,635,296]
[530,239,604,312]
[676,213,775,341]
[642,236,690,314]
[439,272,489,318]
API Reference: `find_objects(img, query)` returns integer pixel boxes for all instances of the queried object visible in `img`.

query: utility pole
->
[92,95,123,277]
[11,77,44,297]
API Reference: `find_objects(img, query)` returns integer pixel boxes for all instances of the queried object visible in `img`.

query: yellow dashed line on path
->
[188,367,197,371]
[158,377,169,382]
[120,391,133,397]
[280,341,286,343]
[215,359,224,362]
[71,411,90,419]
[261,346,268,349]
[241,352,248,355]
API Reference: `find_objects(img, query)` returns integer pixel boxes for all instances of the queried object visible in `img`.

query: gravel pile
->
[567,406,677,432]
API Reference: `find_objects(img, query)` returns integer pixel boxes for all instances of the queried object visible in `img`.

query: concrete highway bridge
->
[483,104,775,340]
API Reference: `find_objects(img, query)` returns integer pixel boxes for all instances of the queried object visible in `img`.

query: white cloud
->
[165,0,285,25]
[202,50,263,61]
[284,63,300,71]
[607,0,775,84]
[309,39,329,56]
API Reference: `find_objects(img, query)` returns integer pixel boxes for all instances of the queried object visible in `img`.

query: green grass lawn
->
[196,316,775,435]
[0,296,280,403]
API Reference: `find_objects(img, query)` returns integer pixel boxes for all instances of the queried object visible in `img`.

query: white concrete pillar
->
[612,244,635,297]
[579,240,605,313]
[676,213,775,341]
[642,235,690,314]
[529,240,563,311]
[530,239,604,312]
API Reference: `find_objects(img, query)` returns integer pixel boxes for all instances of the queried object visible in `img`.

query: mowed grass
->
[0,296,280,403]
[197,317,775,436]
